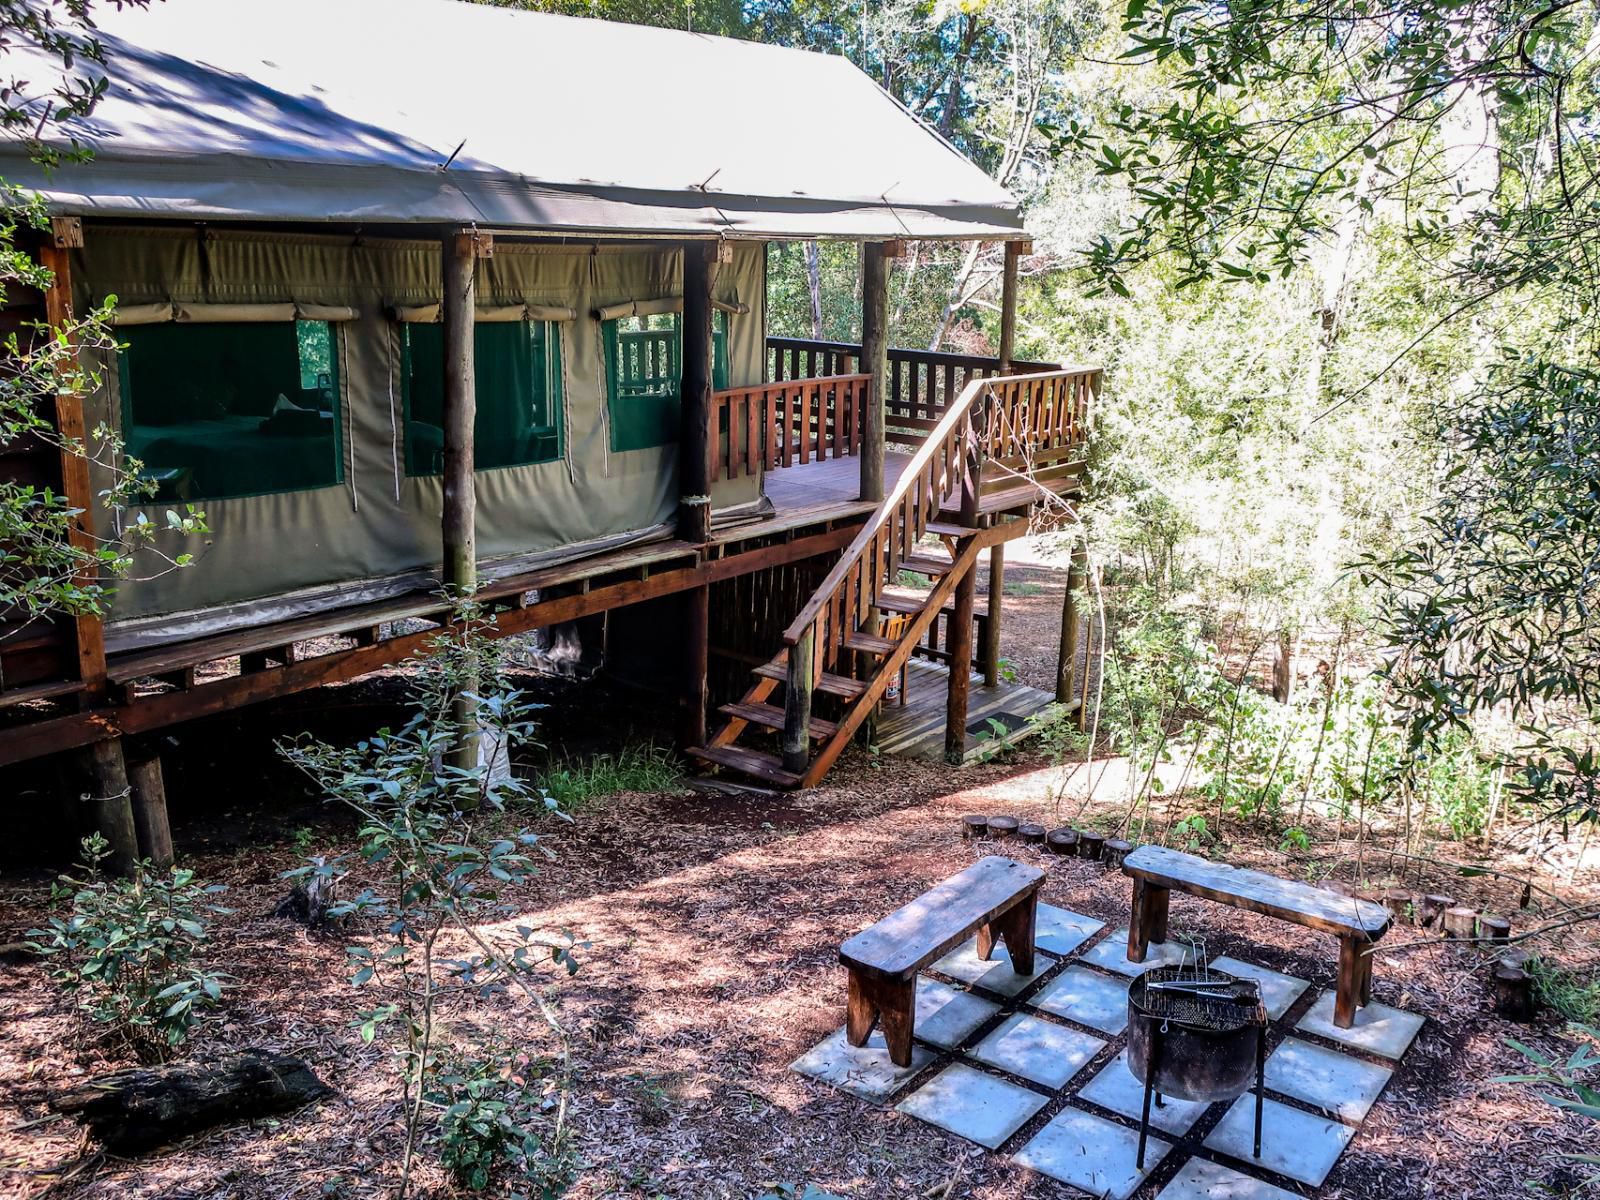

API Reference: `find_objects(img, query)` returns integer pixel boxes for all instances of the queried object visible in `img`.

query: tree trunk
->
[50,1051,331,1154]
[804,240,824,339]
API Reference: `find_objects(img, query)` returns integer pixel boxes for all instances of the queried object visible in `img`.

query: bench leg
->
[978,892,1039,975]
[1335,936,1365,1029]
[1128,880,1169,964]
[846,971,916,1067]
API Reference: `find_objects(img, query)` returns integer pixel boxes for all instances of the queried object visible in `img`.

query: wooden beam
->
[859,242,891,505]
[981,543,1004,687]
[680,242,715,544]
[0,524,865,767]
[997,239,1022,373]
[38,239,107,697]
[442,229,478,595]
[946,424,987,764]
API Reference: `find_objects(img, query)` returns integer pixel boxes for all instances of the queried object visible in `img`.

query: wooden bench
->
[839,855,1044,1067]
[1122,845,1391,1029]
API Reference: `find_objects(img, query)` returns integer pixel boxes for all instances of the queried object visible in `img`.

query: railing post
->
[782,625,816,775]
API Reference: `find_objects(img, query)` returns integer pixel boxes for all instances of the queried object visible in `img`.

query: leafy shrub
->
[29,834,228,1061]
[432,1045,574,1193]
[1528,959,1600,1025]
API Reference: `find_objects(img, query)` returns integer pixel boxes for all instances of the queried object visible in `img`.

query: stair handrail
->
[781,367,1097,683]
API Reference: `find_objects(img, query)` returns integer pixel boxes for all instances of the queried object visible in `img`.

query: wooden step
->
[718,701,838,740]
[843,629,896,655]
[901,553,957,577]
[924,521,974,539]
[876,592,991,620]
[754,659,869,700]
[689,744,802,787]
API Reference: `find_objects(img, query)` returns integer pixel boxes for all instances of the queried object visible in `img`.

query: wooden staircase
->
[690,365,1096,788]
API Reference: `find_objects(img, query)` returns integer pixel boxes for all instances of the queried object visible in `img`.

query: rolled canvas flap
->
[475,304,528,323]
[712,298,750,316]
[110,301,175,326]
[295,303,359,322]
[527,303,578,322]
[593,296,682,321]
[390,303,441,323]
[175,301,298,323]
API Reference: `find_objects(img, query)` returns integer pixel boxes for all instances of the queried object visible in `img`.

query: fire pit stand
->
[1126,963,1269,1170]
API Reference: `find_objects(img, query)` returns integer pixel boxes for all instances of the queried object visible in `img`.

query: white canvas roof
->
[0,0,1023,240]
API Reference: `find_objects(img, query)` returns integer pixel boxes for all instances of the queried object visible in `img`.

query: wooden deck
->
[875,659,1060,762]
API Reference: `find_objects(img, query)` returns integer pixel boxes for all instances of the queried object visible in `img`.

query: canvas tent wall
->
[79,227,766,638]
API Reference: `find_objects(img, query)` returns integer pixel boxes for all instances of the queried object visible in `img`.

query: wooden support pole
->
[997,239,1022,372]
[782,626,815,776]
[982,542,1005,687]
[679,242,715,545]
[441,229,481,595]
[946,421,985,764]
[126,754,174,870]
[75,739,139,878]
[443,229,483,776]
[859,242,891,503]
[38,232,107,696]
[1056,547,1086,704]
[681,585,710,750]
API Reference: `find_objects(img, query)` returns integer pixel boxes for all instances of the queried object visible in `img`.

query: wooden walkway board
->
[1123,845,1391,937]
[840,855,1044,981]
[875,660,1057,762]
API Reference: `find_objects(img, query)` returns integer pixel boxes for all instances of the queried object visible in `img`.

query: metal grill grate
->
[1130,965,1267,1032]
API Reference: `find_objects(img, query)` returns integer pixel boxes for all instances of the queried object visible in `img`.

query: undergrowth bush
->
[432,1043,575,1193]
[29,834,228,1062]
[541,741,685,808]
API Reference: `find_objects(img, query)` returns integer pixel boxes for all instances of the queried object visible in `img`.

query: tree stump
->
[1018,823,1047,846]
[49,1050,332,1154]
[1078,831,1105,862]
[961,815,989,840]
[272,866,340,930]
[1102,838,1133,869]
[1491,957,1536,1022]
[988,816,1020,842]
[1381,888,1415,925]
[1442,906,1478,939]
[1046,828,1079,856]
[1419,894,1454,929]
[1480,915,1512,943]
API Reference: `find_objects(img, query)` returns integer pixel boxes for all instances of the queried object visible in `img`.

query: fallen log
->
[49,1050,332,1153]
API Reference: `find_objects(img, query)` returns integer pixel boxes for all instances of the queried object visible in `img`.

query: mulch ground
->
[1,545,1596,1199]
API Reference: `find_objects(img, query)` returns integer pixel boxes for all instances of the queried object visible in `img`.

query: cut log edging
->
[49,1049,333,1154]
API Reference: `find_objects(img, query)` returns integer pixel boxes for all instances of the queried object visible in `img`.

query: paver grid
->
[792,899,1424,1195]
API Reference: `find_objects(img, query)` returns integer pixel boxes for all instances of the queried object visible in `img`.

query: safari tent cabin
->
[0,0,1096,861]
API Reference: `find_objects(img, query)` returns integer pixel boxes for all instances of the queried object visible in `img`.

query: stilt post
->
[1057,547,1086,705]
[859,241,893,503]
[946,409,987,764]
[126,754,175,870]
[981,542,1005,686]
[76,740,139,877]
[679,241,718,545]
[681,585,710,750]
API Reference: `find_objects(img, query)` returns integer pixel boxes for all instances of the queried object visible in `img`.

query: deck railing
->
[768,336,1058,448]
[710,374,869,483]
[781,366,1099,688]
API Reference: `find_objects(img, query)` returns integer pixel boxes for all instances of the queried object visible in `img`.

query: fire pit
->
[1126,963,1269,1168]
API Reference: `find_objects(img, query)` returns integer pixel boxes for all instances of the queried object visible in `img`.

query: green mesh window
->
[402,321,564,476]
[118,320,343,502]
[604,310,729,452]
